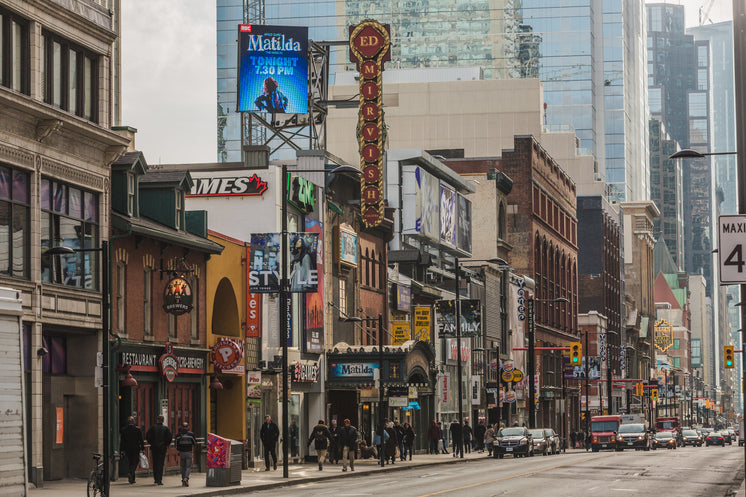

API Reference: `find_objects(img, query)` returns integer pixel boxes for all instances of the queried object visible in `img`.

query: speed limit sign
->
[718,215,746,284]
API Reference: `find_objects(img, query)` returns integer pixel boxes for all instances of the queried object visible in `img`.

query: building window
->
[175,191,183,230]
[697,45,708,67]
[168,313,176,339]
[127,174,135,215]
[697,69,708,91]
[338,278,347,316]
[116,263,126,334]
[41,30,98,122]
[0,8,29,94]
[143,267,152,337]
[673,357,680,368]
[672,338,680,350]
[41,335,66,374]
[0,165,29,278]
[41,178,99,288]
[191,276,198,340]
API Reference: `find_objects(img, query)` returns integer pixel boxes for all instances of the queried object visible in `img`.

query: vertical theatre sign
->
[349,20,391,228]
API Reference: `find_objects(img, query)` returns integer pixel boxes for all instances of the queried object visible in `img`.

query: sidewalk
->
[30,449,505,497]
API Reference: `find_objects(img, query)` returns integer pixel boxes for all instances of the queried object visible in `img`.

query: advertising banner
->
[563,355,601,380]
[446,338,471,362]
[238,24,309,114]
[414,167,439,241]
[439,184,457,246]
[245,246,262,337]
[391,321,411,345]
[249,232,319,293]
[395,285,412,311]
[304,219,323,352]
[247,371,262,398]
[435,299,482,337]
[289,232,319,292]
[337,224,358,267]
[330,362,379,378]
[457,193,472,254]
[413,306,432,342]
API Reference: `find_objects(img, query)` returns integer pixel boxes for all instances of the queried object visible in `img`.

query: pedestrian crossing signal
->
[570,342,582,365]
[724,345,735,369]
[651,389,659,402]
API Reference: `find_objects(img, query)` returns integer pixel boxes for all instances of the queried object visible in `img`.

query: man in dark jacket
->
[145,415,172,485]
[120,416,144,484]
[175,422,196,487]
[307,420,332,471]
[449,419,463,458]
[328,419,340,464]
[338,418,358,472]
[427,420,441,454]
[474,419,487,453]
[259,415,280,471]
[463,419,473,453]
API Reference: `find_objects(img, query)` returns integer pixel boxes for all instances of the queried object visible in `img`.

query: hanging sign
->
[159,342,179,382]
[654,319,673,352]
[210,337,244,372]
[163,276,193,315]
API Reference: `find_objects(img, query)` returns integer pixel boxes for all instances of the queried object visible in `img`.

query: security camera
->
[37,347,49,357]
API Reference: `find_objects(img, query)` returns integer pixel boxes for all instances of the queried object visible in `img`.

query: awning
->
[401,401,421,410]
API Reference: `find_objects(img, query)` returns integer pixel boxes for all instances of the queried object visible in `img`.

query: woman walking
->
[402,422,415,460]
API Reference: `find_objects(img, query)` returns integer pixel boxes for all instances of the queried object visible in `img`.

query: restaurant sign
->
[163,276,193,315]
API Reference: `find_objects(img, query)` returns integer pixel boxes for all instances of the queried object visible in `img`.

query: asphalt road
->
[236,445,745,497]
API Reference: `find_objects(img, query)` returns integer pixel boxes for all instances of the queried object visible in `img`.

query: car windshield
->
[683,430,698,436]
[618,424,644,433]
[529,429,544,438]
[499,428,525,436]
[543,429,555,437]
[656,432,672,438]
[591,421,619,432]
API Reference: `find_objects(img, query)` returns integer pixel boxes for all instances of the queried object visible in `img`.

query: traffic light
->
[570,342,582,365]
[635,382,643,397]
[651,389,659,402]
[724,345,735,369]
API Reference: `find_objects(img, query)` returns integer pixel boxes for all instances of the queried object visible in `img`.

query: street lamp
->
[527,296,568,429]
[668,149,737,160]
[344,315,385,467]
[454,257,507,457]
[280,163,360,477]
[46,241,109,496]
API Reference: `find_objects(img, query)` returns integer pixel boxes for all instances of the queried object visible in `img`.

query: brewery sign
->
[163,276,193,315]
[159,342,179,382]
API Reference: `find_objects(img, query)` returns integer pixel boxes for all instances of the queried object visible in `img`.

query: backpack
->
[177,432,195,452]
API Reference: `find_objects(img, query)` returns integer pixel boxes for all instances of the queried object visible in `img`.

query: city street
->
[239,446,744,497]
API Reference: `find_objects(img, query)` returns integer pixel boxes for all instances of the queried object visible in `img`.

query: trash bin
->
[205,433,243,487]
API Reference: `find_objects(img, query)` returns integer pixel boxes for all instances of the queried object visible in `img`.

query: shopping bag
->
[139,452,149,469]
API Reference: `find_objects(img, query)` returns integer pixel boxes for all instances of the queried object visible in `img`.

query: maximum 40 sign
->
[718,215,746,284]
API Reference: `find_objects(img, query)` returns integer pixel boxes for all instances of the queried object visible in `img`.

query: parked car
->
[681,429,702,447]
[494,427,534,458]
[705,432,725,447]
[652,431,677,450]
[725,429,736,445]
[543,428,560,454]
[529,429,550,456]
[615,423,651,451]
[721,430,733,445]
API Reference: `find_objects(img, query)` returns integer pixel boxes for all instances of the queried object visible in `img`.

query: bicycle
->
[87,452,106,497]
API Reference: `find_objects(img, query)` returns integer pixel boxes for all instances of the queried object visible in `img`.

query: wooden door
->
[165,382,197,467]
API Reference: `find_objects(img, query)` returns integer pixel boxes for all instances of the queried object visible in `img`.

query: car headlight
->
[638,436,644,440]
[519,438,527,445]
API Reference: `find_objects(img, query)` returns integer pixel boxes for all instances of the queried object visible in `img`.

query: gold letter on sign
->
[349,20,391,228]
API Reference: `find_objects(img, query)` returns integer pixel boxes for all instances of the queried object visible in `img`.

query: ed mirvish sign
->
[238,24,309,114]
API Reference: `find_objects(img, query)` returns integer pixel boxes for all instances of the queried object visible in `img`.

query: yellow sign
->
[511,369,524,382]
[502,371,514,382]
[391,322,411,345]
[413,306,431,342]
[654,319,673,352]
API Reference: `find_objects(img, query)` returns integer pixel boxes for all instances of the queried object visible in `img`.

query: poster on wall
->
[415,167,439,241]
[439,183,457,246]
[413,306,432,342]
[237,24,309,114]
[289,232,319,293]
[249,233,281,292]
[391,321,411,345]
[457,193,472,254]
[304,219,324,353]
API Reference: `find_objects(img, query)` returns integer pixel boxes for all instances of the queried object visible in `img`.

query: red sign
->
[246,246,262,337]
[350,20,390,229]
[211,337,243,371]
[159,342,179,382]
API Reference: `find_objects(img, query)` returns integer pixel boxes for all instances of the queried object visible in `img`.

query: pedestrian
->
[585,431,592,452]
[290,420,299,459]
[145,415,172,486]
[384,419,398,464]
[260,414,280,471]
[463,419,473,454]
[484,423,496,457]
[402,421,415,460]
[427,420,441,454]
[328,419,340,464]
[338,418,358,472]
[449,419,463,457]
[120,416,144,484]
[308,419,332,471]
[395,419,405,461]
[175,422,196,487]
[474,419,486,453]
[570,430,577,449]
[439,422,449,454]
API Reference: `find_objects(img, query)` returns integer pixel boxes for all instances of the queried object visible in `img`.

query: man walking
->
[449,419,463,457]
[145,415,172,486]
[307,419,332,470]
[175,422,196,487]
[474,419,486,453]
[260,415,280,471]
[120,416,144,484]
[328,419,340,464]
[463,419,473,454]
[338,418,358,472]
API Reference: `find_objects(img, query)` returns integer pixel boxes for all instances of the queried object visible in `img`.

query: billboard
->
[249,232,319,293]
[435,299,482,338]
[457,193,472,253]
[304,219,324,353]
[439,183,457,246]
[414,167,439,241]
[238,24,309,114]
[391,322,411,345]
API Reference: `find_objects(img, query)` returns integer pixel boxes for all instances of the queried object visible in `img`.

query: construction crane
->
[699,0,716,25]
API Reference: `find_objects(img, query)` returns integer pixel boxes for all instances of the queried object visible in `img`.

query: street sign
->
[718,215,746,284]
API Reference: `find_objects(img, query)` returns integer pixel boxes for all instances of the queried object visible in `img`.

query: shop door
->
[165,383,197,467]
[132,382,156,432]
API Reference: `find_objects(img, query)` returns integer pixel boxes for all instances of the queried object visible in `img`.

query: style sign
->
[249,232,319,293]
[238,24,309,114]
[718,215,746,284]
[163,276,193,315]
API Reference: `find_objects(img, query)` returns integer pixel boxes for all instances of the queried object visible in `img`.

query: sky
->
[120,0,734,166]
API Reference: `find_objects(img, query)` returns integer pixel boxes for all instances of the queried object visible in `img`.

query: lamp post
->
[454,257,507,457]
[345,314,385,467]
[280,163,361,477]
[527,296,568,429]
[47,241,109,496]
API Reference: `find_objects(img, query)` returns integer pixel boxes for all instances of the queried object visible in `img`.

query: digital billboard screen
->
[237,24,309,114]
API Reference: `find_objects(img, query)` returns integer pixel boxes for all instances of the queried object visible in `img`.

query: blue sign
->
[330,362,379,378]
[238,24,309,114]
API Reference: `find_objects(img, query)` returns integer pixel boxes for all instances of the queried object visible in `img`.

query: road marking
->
[416,455,613,497]
[610,489,636,492]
